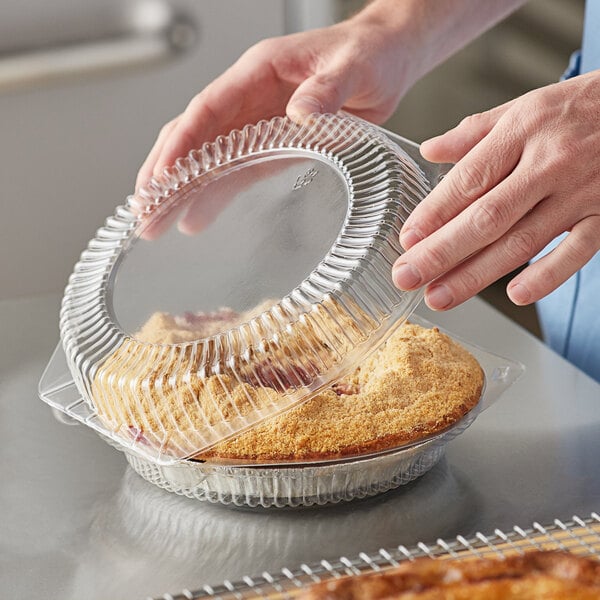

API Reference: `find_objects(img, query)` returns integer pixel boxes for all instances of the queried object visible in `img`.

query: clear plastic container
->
[38,112,523,506]
[41,113,441,462]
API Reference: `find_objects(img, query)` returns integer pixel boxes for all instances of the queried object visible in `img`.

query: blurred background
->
[1,0,585,336]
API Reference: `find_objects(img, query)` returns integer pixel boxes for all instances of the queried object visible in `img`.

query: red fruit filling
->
[332,381,361,396]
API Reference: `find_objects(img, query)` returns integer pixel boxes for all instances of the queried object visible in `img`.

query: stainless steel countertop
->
[1,293,599,599]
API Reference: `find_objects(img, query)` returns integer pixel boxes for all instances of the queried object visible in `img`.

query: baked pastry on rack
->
[297,551,600,599]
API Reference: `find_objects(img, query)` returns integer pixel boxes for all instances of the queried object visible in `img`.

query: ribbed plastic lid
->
[59,113,432,463]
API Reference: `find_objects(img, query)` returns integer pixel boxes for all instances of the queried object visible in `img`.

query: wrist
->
[348,0,528,85]
[345,0,430,93]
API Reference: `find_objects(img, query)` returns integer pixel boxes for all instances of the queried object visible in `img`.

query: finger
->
[393,157,544,292]
[142,43,297,186]
[420,196,572,310]
[150,81,292,181]
[507,215,600,305]
[419,100,514,164]
[136,118,179,191]
[400,116,522,252]
[138,200,184,241]
[152,54,298,178]
[420,191,600,310]
[286,65,359,122]
[150,83,244,179]
[177,173,242,235]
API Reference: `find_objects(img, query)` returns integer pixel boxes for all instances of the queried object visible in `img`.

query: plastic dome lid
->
[58,113,433,464]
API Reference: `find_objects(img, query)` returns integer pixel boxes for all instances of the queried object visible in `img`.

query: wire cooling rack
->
[152,512,600,600]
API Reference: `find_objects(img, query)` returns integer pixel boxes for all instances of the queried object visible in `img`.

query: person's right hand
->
[394,70,600,309]
[135,12,416,192]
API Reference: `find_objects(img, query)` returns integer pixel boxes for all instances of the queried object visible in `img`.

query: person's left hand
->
[135,15,416,193]
[393,69,600,309]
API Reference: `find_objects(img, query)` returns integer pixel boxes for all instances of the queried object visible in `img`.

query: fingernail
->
[400,228,423,250]
[419,136,439,154]
[392,263,422,290]
[287,97,323,121]
[508,282,531,305]
[426,284,453,310]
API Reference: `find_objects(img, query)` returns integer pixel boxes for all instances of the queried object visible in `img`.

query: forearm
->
[351,0,529,86]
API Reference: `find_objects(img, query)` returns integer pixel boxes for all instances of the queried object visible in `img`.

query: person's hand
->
[394,69,600,309]
[136,11,417,192]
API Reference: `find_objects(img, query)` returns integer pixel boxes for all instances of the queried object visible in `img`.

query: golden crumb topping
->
[199,323,483,461]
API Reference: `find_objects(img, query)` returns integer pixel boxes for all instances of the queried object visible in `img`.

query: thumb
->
[286,70,355,122]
